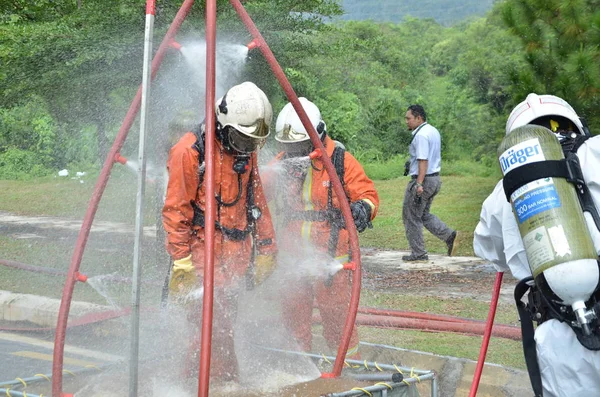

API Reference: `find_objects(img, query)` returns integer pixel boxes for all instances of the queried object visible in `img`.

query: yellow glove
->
[169,254,198,296]
[254,254,277,286]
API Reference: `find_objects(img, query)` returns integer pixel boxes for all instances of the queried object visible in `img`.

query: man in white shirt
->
[402,104,457,261]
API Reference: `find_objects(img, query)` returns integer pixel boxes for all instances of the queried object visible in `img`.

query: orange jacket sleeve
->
[343,151,379,220]
[162,133,200,260]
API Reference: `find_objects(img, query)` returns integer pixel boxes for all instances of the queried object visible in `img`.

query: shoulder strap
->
[514,278,544,397]
[192,124,206,184]
[332,145,346,188]
[565,134,590,155]
[410,122,427,144]
[192,124,205,164]
[326,145,348,257]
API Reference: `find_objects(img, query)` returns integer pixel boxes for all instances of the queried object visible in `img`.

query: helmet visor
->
[276,139,314,157]
[275,123,310,143]
[228,127,265,153]
[233,118,270,139]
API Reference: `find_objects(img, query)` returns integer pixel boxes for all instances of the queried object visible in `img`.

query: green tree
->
[501,0,600,127]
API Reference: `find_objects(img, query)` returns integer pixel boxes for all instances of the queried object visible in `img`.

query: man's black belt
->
[411,172,439,179]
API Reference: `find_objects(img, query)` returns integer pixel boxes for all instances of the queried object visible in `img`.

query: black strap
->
[327,146,347,257]
[192,124,206,183]
[514,277,544,397]
[502,160,569,201]
[190,201,252,241]
[410,122,427,144]
[188,140,258,242]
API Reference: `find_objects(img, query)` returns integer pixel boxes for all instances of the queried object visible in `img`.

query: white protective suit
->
[473,135,600,397]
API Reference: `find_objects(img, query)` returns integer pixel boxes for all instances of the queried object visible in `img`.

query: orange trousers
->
[281,269,359,355]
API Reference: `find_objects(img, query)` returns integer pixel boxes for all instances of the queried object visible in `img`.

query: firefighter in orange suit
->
[268,98,379,358]
[162,82,277,381]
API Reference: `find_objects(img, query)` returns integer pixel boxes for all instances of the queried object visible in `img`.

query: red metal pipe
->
[469,272,505,397]
[312,313,521,340]
[358,307,487,324]
[51,1,196,395]
[198,0,217,395]
[146,0,155,15]
[246,39,259,50]
[114,153,128,165]
[229,0,362,378]
[0,258,66,277]
[170,40,183,51]
[0,258,164,285]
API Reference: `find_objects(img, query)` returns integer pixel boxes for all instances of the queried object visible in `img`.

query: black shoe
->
[402,253,429,262]
[446,231,458,256]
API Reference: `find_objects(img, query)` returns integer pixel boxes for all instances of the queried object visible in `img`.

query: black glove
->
[350,200,373,233]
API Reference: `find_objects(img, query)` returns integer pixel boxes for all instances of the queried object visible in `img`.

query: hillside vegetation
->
[339,0,495,25]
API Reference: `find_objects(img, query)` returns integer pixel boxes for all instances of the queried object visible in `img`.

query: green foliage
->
[500,0,600,126]
[339,0,496,26]
[361,155,406,180]
[0,96,61,177]
[0,148,48,179]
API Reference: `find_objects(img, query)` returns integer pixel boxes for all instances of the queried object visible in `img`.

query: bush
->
[440,159,501,178]
[363,155,406,180]
[0,148,51,179]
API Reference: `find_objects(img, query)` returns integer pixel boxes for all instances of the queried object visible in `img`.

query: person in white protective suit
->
[473,93,600,397]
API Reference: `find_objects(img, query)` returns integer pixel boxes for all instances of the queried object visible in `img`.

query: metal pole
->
[128,1,155,396]
[198,0,217,395]
[469,271,504,397]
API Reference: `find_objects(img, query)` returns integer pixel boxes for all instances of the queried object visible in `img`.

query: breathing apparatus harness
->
[503,132,600,397]
[189,123,267,244]
[286,141,349,258]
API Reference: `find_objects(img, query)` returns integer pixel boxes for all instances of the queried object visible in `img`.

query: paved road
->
[0,330,122,393]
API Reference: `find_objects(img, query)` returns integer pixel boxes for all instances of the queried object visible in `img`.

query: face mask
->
[277,139,314,158]
[227,127,263,154]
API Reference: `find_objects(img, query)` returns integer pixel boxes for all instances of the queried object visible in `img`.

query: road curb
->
[0,290,110,327]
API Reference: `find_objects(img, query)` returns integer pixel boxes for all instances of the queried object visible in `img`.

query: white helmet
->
[505,93,585,136]
[275,97,326,144]
[216,82,272,153]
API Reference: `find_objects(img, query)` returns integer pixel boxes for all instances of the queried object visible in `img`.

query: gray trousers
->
[402,175,453,256]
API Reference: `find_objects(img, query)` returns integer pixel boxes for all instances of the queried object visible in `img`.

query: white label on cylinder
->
[499,138,545,174]
[547,224,572,257]
[523,226,555,272]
